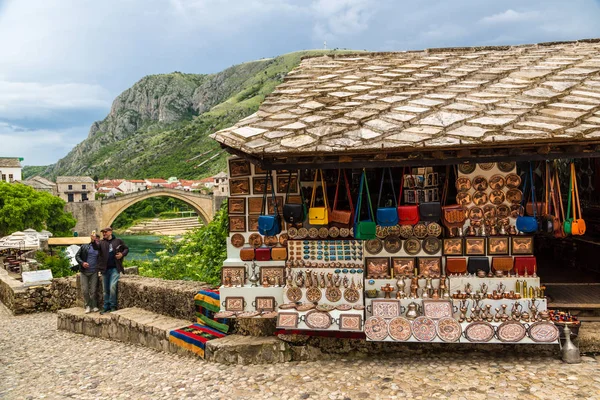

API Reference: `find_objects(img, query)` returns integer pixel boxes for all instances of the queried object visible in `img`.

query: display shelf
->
[448,276,541,294]
[291,309,365,332]
[222,258,285,267]
[219,286,284,312]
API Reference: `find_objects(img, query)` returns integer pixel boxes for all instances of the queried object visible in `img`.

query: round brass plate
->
[287,227,298,238]
[279,233,289,246]
[230,233,245,248]
[472,176,488,191]
[506,189,523,205]
[458,163,476,174]
[413,223,428,239]
[489,175,505,190]
[404,237,422,255]
[497,204,510,218]
[249,233,263,248]
[308,228,319,239]
[472,191,488,206]
[399,225,413,239]
[456,192,472,207]
[483,204,497,219]
[469,207,484,221]
[297,227,308,239]
[455,177,472,192]
[478,163,494,171]
[498,161,516,173]
[366,239,383,255]
[318,227,329,239]
[384,235,402,253]
[506,174,521,189]
[264,236,278,246]
[423,237,442,255]
[490,190,506,205]
[427,222,442,237]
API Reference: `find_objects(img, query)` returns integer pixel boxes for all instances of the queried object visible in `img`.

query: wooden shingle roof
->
[212,39,600,168]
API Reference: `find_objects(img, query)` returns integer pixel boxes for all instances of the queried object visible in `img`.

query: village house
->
[21,175,58,195]
[0,157,23,182]
[56,176,96,202]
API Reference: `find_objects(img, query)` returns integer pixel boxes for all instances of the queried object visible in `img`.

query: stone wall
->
[64,201,103,236]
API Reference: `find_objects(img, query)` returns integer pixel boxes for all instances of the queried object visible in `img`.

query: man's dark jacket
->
[91,235,129,273]
[75,243,93,273]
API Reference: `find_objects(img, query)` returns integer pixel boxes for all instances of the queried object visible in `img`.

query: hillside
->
[34,50,353,180]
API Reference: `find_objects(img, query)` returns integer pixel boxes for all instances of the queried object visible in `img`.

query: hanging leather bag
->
[240,246,255,261]
[258,170,282,236]
[467,257,490,274]
[271,246,288,261]
[492,257,514,272]
[552,166,566,238]
[354,169,377,240]
[570,163,586,236]
[376,168,399,227]
[445,257,467,275]
[539,163,554,234]
[516,163,539,233]
[397,167,420,225]
[514,256,536,276]
[330,169,354,228]
[308,169,329,225]
[441,166,466,230]
[282,171,305,224]
[254,245,272,261]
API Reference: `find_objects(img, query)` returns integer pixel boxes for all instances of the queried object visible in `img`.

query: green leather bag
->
[354,169,376,240]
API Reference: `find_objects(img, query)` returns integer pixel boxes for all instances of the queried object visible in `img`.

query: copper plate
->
[297,227,308,239]
[304,310,332,330]
[465,321,495,342]
[468,206,484,221]
[388,225,400,236]
[484,216,497,227]
[497,204,510,218]
[497,320,527,342]
[489,175,505,190]
[248,233,263,248]
[490,190,506,205]
[316,304,335,312]
[344,288,360,303]
[286,287,302,302]
[308,228,319,239]
[498,161,516,173]
[366,239,383,255]
[339,228,350,238]
[214,311,235,319]
[279,233,289,246]
[511,204,523,218]
[264,236,278,247]
[388,317,412,341]
[287,227,298,238]
[376,226,389,239]
[505,174,521,189]
[318,227,329,239]
[306,287,322,303]
[529,321,560,343]
[296,303,316,312]
[353,305,365,310]
[455,177,472,192]
[458,163,476,174]
[472,176,488,191]
[325,287,342,302]
[336,304,352,311]
[456,192,472,207]
[237,311,260,318]
[412,316,437,342]
[384,236,403,253]
[506,189,523,205]
[279,303,297,310]
[230,234,245,248]
[261,311,278,319]
[422,237,442,255]
[413,223,428,239]
[328,226,340,238]
[436,317,462,342]
[427,222,442,238]
[404,237,421,255]
[364,316,389,341]
[478,162,494,171]
[399,225,413,239]
[472,191,488,206]
[483,204,497,219]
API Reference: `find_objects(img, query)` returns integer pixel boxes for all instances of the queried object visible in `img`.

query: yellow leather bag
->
[308,169,329,225]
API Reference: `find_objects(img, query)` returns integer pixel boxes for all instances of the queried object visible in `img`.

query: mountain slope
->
[41,50,352,180]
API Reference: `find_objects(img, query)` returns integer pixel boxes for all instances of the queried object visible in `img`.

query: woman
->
[75,233,101,313]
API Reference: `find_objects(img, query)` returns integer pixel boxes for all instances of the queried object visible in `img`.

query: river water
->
[118,235,167,261]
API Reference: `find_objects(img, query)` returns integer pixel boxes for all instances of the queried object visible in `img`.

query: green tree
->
[0,182,76,236]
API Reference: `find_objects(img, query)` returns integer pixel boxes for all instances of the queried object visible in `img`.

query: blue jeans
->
[102,268,120,310]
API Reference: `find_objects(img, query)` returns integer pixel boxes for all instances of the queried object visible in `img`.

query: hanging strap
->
[309,169,328,209]
[529,162,537,218]
[363,169,375,221]
[544,163,550,216]
[260,170,277,215]
[377,168,397,208]
[566,164,573,221]
[398,166,406,205]
[355,169,375,224]
[332,169,354,214]
[284,171,293,204]
[573,163,583,219]
[332,169,342,211]
[521,166,529,209]
[553,162,565,223]
[441,165,451,206]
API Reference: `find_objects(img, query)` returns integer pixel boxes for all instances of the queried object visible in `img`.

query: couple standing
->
[75,227,128,314]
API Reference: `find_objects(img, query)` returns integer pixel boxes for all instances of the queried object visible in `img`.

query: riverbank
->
[118,217,202,236]
[119,235,169,261]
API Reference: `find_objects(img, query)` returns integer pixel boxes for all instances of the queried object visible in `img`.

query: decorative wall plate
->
[506,189,523,205]
[316,304,335,312]
[497,320,527,342]
[505,173,521,189]
[230,234,245,248]
[364,316,389,340]
[286,287,302,302]
[388,317,412,341]
[238,311,260,318]
[458,163,476,174]
[468,207,484,221]
[404,237,422,255]
[529,321,559,343]
[248,233,263,248]
[497,204,510,218]
[388,225,400,236]
[413,223,428,239]
[264,236,278,247]
[482,204,497,219]
[287,227,298,238]
[339,228,350,238]
[279,303,297,310]
[296,303,316,312]
[318,227,329,239]
[214,311,235,319]
[412,316,437,342]
[384,236,402,253]
[472,176,489,191]
[306,287,322,302]
[422,237,442,255]
[436,317,462,342]
[510,204,524,218]
[304,310,332,330]
[277,312,299,329]
[498,161,516,173]
[339,314,363,331]
[489,175,506,190]
[222,266,246,286]
[366,239,383,255]
[465,321,495,342]
[399,225,414,239]
[455,177,472,192]
[336,304,352,311]
[325,287,342,302]
[489,190,506,205]
[279,233,289,246]
[328,227,340,238]
[427,222,442,237]
[478,162,495,171]
[254,296,276,312]
[472,191,488,206]
[353,305,365,310]
[308,228,319,239]
[456,192,472,207]
[422,300,453,319]
[372,299,402,319]
[344,288,360,303]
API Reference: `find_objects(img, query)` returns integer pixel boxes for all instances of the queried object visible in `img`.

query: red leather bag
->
[514,256,536,276]
[397,167,419,225]
[254,245,271,262]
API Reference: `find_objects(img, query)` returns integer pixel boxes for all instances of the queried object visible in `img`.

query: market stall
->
[210,40,600,344]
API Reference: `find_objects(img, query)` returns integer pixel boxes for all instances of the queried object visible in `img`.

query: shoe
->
[100,309,111,315]
[84,306,91,314]
[92,307,99,313]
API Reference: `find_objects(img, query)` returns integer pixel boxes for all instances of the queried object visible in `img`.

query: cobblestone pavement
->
[1,304,599,400]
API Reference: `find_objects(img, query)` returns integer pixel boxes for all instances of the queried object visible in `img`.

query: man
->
[91,227,129,314]
[75,233,101,313]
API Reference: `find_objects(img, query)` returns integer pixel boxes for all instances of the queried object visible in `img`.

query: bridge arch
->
[100,188,214,230]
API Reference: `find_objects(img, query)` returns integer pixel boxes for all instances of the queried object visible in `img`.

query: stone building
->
[0,157,23,182]
[56,176,96,202]
[22,176,58,195]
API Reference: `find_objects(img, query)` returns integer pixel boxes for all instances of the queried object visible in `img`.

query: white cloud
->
[311,0,377,41]
[479,9,540,24]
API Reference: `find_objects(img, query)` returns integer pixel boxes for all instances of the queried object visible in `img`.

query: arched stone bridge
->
[65,188,220,236]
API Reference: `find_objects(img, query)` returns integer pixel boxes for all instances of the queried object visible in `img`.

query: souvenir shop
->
[215,155,592,344]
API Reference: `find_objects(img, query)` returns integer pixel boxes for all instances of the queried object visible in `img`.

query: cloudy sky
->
[2,0,600,166]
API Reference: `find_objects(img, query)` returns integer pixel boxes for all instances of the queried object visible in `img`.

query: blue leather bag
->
[376,168,399,227]
[258,170,281,236]
[516,163,539,234]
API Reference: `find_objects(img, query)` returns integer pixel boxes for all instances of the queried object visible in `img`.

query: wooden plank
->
[48,237,91,246]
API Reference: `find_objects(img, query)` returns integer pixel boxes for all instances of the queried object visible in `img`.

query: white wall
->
[0,167,22,182]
